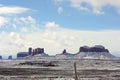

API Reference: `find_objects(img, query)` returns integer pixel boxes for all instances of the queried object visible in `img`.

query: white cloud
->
[45,21,59,29]
[9,32,20,40]
[0,16,37,32]
[0,28,120,58]
[0,16,38,34]
[53,0,64,5]
[70,0,120,14]
[53,0,64,14]
[58,7,63,14]
[18,16,36,25]
[21,27,28,32]
[0,6,29,14]
[0,16,8,27]
[12,16,37,32]
[0,32,25,58]
[27,16,36,24]
[12,24,17,29]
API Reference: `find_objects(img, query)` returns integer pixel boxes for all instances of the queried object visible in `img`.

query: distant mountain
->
[74,45,116,59]
[16,45,117,60]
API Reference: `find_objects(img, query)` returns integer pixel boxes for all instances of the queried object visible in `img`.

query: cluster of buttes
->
[17,45,109,58]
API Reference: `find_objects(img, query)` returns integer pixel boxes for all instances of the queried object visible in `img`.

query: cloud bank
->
[0,25,120,58]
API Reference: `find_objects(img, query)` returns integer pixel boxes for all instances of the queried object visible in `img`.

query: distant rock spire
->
[28,47,32,55]
[62,49,67,54]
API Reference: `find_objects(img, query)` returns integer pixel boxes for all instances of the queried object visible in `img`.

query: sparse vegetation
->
[0,59,120,80]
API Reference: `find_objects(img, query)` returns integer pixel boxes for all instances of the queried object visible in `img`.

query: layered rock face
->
[79,45,109,53]
[75,45,115,59]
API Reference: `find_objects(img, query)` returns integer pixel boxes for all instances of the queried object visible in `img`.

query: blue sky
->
[0,0,120,58]
[1,0,120,30]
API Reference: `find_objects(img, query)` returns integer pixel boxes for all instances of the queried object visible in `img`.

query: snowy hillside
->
[23,53,49,60]
[74,52,116,59]
[74,45,116,59]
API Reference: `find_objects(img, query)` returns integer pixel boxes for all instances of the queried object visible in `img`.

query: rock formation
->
[0,56,2,60]
[28,47,44,56]
[55,49,74,59]
[8,55,12,60]
[79,45,109,53]
[16,45,117,59]
[17,52,28,58]
[75,45,115,59]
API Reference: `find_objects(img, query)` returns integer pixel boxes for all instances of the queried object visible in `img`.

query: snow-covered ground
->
[0,59,120,80]
[0,59,120,69]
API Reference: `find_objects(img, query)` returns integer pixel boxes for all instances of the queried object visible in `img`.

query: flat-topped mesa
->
[0,56,2,60]
[79,45,109,53]
[8,55,12,60]
[17,52,28,58]
[75,45,116,59]
[79,46,90,52]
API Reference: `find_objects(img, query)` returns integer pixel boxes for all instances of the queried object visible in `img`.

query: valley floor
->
[0,59,120,80]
